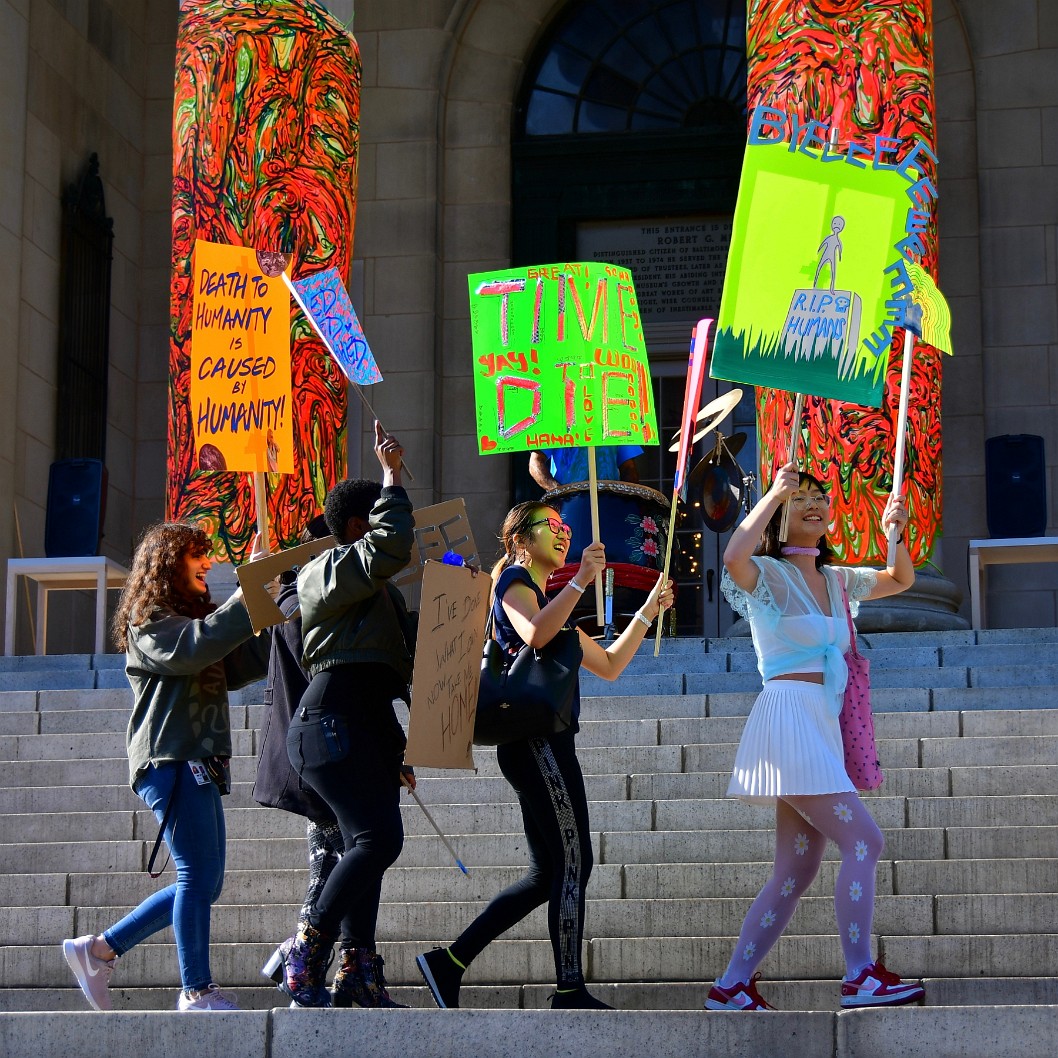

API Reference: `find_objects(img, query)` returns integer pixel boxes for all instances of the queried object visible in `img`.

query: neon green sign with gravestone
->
[711,110,926,408]
[468,262,658,456]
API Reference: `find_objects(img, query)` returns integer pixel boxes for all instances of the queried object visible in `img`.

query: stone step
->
[945,826,1058,859]
[921,736,1058,767]
[12,791,1058,851]
[10,853,1056,914]
[8,1006,1058,1058]
[49,858,888,907]
[906,795,1058,828]
[892,858,1058,895]
[10,976,1053,1013]
[0,730,254,762]
[51,894,937,948]
[0,798,656,845]
[0,705,257,737]
[0,933,924,987]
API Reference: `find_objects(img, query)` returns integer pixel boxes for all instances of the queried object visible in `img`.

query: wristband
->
[567,579,586,594]
[634,610,652,628]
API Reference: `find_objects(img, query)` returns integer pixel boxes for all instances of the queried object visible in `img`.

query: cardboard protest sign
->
[392,498,480,610]
[404,561,491,771]
[190,240,294,473]
[711,107,937,407]
[235,536,337,632]
[468,261,658,456]
[290,268,383,385]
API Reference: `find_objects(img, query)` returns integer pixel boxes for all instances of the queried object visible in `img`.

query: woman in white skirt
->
[705,462,924,1011]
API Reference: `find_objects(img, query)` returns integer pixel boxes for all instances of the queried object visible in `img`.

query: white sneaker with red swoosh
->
[842,962,925,1007]
[704,972,775,1010]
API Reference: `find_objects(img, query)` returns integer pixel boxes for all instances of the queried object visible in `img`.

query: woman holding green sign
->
[705,462,923,1011]
[417,500,673,1010]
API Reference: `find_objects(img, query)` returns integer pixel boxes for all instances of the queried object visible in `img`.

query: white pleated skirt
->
[727,679,856,804]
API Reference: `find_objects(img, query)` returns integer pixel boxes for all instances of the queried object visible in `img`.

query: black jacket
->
[251,582,337,822]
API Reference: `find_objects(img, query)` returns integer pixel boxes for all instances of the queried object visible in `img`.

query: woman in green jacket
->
[62,522,268,1012]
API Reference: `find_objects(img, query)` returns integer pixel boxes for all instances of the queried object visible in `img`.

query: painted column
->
[747,0,940,567]
[167,0,359,558]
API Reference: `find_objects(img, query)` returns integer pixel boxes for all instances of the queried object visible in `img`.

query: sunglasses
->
[529,517,572,538]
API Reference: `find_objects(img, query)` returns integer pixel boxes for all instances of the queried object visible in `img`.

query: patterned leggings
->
[301,819,345,923]
[449,729,592,988]
[719,792,885,985]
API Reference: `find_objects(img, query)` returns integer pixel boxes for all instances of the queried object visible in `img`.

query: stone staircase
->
[2,627,1058,1056]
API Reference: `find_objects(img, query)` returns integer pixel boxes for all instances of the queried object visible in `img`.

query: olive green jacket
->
[124,592,268,787]
[298,485,414,681]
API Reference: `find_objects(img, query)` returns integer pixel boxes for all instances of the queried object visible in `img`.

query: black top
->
[493,564,582,726]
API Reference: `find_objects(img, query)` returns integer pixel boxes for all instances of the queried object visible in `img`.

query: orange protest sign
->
[190,240,294,474]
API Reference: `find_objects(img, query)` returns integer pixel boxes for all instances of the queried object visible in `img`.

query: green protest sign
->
[711,107,936,407]
[468,262,658,456]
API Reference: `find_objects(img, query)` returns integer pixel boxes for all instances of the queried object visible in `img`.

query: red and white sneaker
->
[841,962,925,1007]
[704,972,775,1011]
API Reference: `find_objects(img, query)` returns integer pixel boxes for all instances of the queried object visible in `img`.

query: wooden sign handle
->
[778,392,806,541]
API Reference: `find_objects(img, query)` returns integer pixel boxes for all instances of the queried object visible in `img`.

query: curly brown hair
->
[112,522,215,650]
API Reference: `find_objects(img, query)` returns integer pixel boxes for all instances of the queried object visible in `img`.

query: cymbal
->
[684,431,747,490]
[707,430,747,464]
[697,462,741,533]
[668,388,743,452]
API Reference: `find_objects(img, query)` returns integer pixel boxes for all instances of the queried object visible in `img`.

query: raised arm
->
[723,461,799,592]
[578,573,675,681]
[500,542,606,649]
[865,493,915,598]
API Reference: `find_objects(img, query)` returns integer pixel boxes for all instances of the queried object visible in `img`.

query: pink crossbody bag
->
[837,575,884,790]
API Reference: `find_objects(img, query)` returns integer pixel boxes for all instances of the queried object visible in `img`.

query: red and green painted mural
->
[747,0,939,566]
[167,0,359,560]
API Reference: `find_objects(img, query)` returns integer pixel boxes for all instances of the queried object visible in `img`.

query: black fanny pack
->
[203,755,231,795]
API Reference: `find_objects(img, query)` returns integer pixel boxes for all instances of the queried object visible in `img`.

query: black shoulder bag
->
[473,605,583,746]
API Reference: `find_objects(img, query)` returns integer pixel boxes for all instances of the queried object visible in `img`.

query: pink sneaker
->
[841,962,925,1007]
[704,972,775,1010]
[178,983,240,1011]
[62,935,115,1011]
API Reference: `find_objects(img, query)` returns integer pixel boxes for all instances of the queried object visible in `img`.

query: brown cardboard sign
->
[392,498,480,610]
[404,560,491,771]
[235,536,338,633]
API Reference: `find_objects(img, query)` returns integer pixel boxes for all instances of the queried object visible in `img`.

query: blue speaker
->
[985,435,1046,539]
[45,459,108,557]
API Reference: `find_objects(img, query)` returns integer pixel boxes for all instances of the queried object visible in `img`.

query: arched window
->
[517,0,746,137]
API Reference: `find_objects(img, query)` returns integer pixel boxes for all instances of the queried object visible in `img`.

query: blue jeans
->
[103,761,225,992]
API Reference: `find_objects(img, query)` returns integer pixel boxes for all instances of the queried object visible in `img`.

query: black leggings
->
[450,729,593,988]
[287,666,406,947]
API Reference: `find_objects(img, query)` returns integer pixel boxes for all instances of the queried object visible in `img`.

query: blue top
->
[544,445,643,485]
[721,556,876,715]
[493,564,581,726]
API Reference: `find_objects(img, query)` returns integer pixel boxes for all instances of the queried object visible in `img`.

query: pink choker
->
[781,546,820,556]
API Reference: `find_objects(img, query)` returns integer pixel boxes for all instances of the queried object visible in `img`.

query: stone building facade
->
[1,0,1056,648]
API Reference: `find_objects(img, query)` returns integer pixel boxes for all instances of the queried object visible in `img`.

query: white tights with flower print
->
[717,793,884,987]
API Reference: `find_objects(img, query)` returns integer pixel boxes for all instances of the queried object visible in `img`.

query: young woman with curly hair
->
[62,521,268,1012]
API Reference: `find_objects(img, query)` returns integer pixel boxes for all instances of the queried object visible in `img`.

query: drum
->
[541,481,673,635]
[542,480,670,568]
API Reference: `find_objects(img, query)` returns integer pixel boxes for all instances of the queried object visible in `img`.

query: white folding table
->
[5,556,129,655]
[967,537,1058,630]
